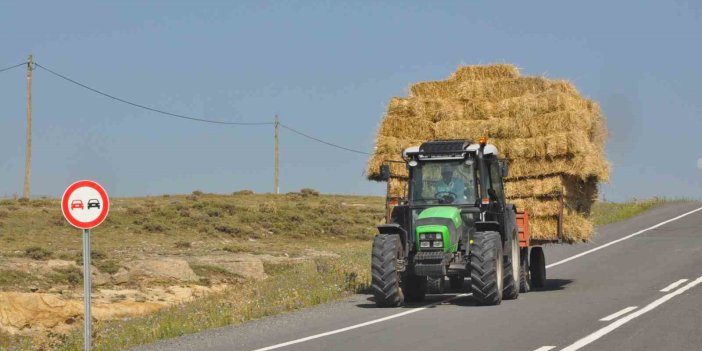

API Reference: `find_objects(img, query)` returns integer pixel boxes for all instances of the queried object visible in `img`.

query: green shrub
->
[24,246,52,260]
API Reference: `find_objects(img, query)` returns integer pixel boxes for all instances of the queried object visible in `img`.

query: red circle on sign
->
[61,180,110,229]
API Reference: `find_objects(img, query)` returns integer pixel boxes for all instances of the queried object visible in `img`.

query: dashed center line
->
[599,306,637,322]
[560,275,702,351]
[660,278,688,292]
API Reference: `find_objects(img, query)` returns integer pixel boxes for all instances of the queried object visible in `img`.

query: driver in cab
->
[436,165,466,202]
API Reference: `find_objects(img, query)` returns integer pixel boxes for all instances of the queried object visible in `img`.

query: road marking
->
[560,275,702,351]
[533,346,556,351]
[254,206,702,351]
[547,206,702,269]
[660,278,688,292]
[599,306,637,321]
[251,293,470,351]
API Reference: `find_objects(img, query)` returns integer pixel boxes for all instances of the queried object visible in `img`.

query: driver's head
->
[441,165,453,183]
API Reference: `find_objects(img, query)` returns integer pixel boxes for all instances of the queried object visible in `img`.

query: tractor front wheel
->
[470,231,503,306]
[371,235,404,307]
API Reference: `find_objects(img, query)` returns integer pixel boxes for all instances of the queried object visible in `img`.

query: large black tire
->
[519,247,530,293]
[449,274,464,290]
[502,232,520,300]
[530,247,546,289]
[470,231,503,306]
[402,274,427,302]
[427,277,446,294]
[371,235,404,307]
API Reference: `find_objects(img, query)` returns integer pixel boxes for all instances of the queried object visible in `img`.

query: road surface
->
[131,202,702,351]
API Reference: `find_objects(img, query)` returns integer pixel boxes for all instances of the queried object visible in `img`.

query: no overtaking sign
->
[61,180,109,351]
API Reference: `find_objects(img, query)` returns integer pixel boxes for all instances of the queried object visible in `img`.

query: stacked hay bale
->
[366,64,608,243]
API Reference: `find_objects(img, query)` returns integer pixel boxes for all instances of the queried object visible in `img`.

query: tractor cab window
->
[488,159,505,204]
[410,160,476,205]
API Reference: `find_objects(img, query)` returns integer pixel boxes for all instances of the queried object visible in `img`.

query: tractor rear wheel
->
[502,233,520,300]
[402,274,427,302]
[371,235,404,307]
[529,247,546,289]
[519,247,530,293]
[470,231,503,306]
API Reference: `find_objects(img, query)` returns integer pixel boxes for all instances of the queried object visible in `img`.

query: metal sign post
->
[61,180,109,351]
[83,228,92,351]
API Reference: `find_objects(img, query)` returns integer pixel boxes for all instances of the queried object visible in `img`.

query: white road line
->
[660,278,689,292]
[253,206,702,351]
[560,276,702,351]
[599,306,638,322]
[533,346,556,351]
[547,206,702,269]
[251,293,470,351]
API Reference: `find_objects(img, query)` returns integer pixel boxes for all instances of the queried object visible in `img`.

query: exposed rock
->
[122,258,199,282]
[191,254,267,280]
[91,266,110,286]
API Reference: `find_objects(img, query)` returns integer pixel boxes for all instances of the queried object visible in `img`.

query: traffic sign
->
[61,180,110,229]
[61,180,109,351]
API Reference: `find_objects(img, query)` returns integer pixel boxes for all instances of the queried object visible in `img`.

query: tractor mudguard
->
[377,224,408,255]
[475,221,500,233]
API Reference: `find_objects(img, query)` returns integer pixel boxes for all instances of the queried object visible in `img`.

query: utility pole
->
[274,114,280,194]
[23,54,33,200]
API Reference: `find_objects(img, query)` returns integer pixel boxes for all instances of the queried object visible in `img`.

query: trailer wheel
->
[519,247,530,293]
[371,235,404,307]
[427,277,445,294]
[502,232,520,300]
[402,274,427,302]
[529,247,546,289]
[470,231,503,306]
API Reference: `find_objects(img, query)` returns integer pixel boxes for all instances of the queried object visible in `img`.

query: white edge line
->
[533,346,557,351]
[253,205,702,351]
[660,278,688,292]
[599,306,638,322]
[547,206,702,269]
[561,276,702,351]
[251,293,471,351]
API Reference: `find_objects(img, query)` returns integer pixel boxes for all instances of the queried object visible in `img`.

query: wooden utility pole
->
[274,114,280,194]
[23,55,33,200]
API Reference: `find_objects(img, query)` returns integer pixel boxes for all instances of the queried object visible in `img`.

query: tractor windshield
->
[410,160,476,205]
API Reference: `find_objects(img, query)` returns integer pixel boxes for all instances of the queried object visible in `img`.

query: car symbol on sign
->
[71,200,84,210]
[87,199,101,210]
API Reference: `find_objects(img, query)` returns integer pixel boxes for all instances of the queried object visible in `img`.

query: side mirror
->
[379,165,391,181]
[499,160,509,177]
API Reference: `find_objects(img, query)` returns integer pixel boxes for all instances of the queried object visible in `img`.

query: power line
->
[0,62,26,74]
[34,62,274,126]
[280,123,370,155]
[33,61,370,155]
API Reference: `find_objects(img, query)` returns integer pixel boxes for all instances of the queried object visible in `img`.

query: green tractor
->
[372,139,536,307]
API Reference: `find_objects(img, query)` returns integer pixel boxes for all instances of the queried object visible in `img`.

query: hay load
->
[367,64,609,243]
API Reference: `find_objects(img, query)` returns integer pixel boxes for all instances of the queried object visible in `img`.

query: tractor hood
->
[415,207,462,252]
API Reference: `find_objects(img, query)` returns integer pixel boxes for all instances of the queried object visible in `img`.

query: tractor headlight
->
[420,241,430,248]
[420,233,426,240]
[433,240,443,248]
[435,233,442,240]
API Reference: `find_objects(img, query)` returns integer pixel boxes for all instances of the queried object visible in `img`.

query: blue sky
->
[1,1,701,200]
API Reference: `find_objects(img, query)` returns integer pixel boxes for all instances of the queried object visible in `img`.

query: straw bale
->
[453,78,580,102]
[433,110,598,140]
[509,194,595,217]
[377,116,435,141]
[387,177,408,198]
[504,175,598,199]
[409,80,460,99]
[507,154,609,181]
[529,214,593,243]
[448,64,520,81]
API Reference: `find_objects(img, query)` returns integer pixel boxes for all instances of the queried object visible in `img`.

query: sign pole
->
[83,228,92,351]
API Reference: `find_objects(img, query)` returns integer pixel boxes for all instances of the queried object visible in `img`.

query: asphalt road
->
[131,202,702,351]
